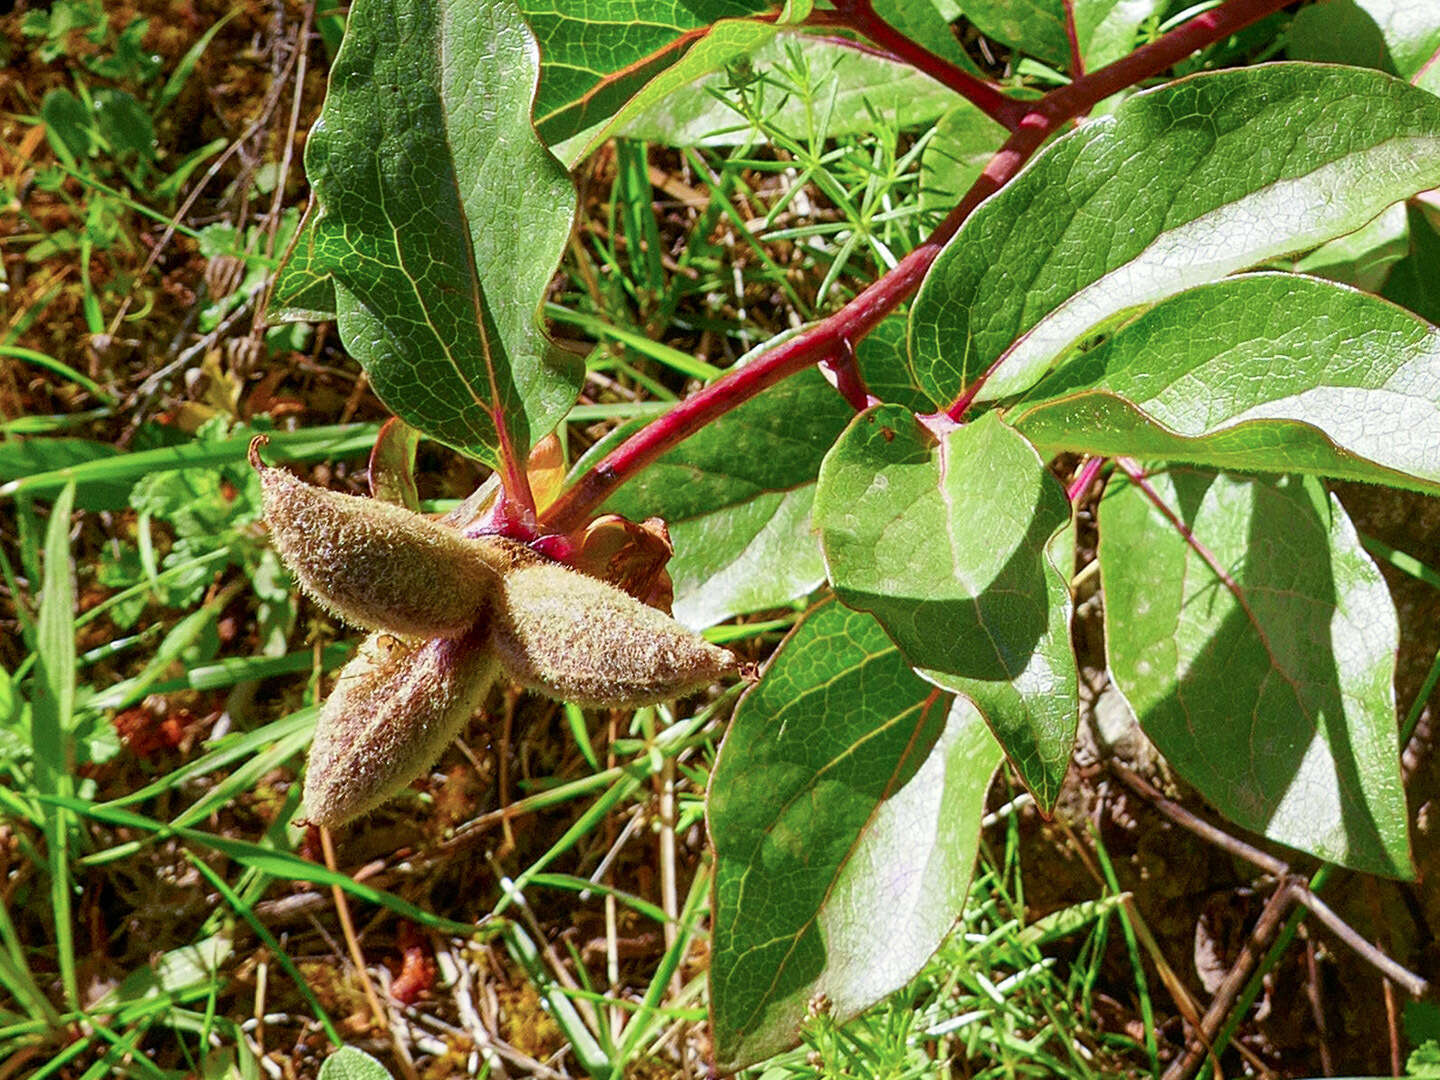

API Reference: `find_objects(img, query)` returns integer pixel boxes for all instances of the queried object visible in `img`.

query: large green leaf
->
[919,102,1009,214]
[909,64,1440,406]
[709,599,1001,1071]
[521,0,771,148]
[595,320,927,629]
[1100,468,1412,877]
[1383,205,1440,324]
[813,407,1077,806]
[305,0,583,466]
[1288,0,1440,81]
[954,0,1164,70]
[612,33,965,151]
[1010,274,1440,494]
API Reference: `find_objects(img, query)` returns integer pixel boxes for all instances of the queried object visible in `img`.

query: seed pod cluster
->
[251,438,741,827]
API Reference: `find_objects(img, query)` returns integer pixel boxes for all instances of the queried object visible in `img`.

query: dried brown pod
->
[302,627,498,827]
[249,435,498,638]
[479,536,739,708]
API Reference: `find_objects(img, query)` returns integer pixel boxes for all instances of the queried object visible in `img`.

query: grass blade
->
[32,482,78,1010]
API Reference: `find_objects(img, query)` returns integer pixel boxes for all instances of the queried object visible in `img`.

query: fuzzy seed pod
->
[303,628,498,826]
[250,436,498,638]
[480,537,738,708]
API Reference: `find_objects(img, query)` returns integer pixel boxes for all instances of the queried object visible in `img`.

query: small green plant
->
[261,0,1440,1068]
[10,0,1440,1075]
[6,1,231,340]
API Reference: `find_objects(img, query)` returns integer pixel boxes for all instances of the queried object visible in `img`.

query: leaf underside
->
[709,599,1001,1070]
[1011,273,1440,494]
[910,63,1440,407]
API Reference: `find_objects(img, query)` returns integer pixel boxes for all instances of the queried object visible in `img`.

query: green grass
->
[740,800,1150,1080]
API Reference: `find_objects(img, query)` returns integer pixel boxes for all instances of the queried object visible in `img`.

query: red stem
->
[1062,0,1086,79]
[1066,456,1106,503]
[810,1,1028,131]
[495,416,537,517]
[539,0,1293,535]
[819,336,881,411]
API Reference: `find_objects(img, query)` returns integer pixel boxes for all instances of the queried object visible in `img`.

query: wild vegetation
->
[4,1,1440,1077]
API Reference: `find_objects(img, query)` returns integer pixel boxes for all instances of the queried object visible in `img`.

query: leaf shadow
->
[862,460,1064,684]
[1133,469,1405,876]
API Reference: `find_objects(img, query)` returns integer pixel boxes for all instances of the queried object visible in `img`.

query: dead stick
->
[1109,761,1288,877]
[1303,936,1334,1077]
[1162,883,1294,1080]
[1111,761,1431,998]
[1294,887,1428,999]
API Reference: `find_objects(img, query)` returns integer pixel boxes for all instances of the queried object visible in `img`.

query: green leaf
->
[909,64,1440,406]
[41,88,95,165]
[1292,201,1409,292]
[34,485,77,796]
[1075,0,1167,69]
[919,102,1009,214]
[953,0,1164,70]
[553,19,781,163]
[874,0,985,75]
[92,88,154,161]
[154,8,239,115]
[522,0,771,147]
[813,407,1077,806]
[131,465,260,540]
[0,438,127,511]
[1383,205,1440,324]
[856,315,944,414]
[597,321,928,629]
[1099,468,1412,876]
[1010,273,1440,494]
[89,934,232,1014]
[614,32,967,152]
[305,0,583,466]
[954,0,1067,67]
[709,599,1001,1071]
[33,483,78,1008]
[0,423,376,504]
[367,418,422,509]
[1288,0,1440,81]
[266,209,337,324]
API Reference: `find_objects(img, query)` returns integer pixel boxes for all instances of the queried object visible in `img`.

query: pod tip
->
[247,434,271,470]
